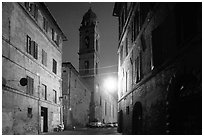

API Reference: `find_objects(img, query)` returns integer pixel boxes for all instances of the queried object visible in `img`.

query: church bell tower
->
[78,8,100,122]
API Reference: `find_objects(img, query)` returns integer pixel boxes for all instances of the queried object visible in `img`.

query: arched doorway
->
[167,73,202,134]
[132,102,143,134]
[117,110,123,133]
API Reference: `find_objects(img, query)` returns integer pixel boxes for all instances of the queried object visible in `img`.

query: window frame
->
[53,89,57,103]
[52,59,57,74]
[42,49,47,66]
[41,84,47,100]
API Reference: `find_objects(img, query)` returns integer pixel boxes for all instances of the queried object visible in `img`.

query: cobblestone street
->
[45,127,121,135]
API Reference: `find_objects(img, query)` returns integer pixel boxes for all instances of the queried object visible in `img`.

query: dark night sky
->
[46,2,118,77]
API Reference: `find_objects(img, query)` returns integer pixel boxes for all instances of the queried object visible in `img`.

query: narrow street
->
[45,127,121,135]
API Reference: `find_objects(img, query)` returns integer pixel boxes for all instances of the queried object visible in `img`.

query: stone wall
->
[2,2,64,134]
[62,63,91,128]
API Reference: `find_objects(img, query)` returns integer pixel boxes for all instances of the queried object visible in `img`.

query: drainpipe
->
[68,68,71,111]
[68,68,71,128]
[37,73,40,134]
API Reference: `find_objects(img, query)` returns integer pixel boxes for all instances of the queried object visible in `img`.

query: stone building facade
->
[62,62,91,128]
[113,2,201,135]
[78,8,117,124]
[2,2,67,134]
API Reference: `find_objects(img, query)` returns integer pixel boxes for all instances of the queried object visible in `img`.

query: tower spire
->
[89,2,92,9]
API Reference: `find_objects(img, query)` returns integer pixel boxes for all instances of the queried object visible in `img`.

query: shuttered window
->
[24,3,38,21]
[26,76,34,95]
[135,52,142,83]
[26,35,31,54]
[42,49,47,66]
[42,84,47,100]
[26,35,38,60]
[53,90,57,103]
[33,42,38,59]
[53,59,57,74]
[43,17,48,32]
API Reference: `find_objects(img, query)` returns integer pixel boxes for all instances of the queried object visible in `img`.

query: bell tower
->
[78,8,100,122]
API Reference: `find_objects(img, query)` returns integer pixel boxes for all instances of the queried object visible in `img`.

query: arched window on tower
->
[85,36,90,48]
[96,62,98,74]
[84,60,89,73]
[96,39,98,51]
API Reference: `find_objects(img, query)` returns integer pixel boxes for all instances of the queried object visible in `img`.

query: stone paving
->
[43,127,121,135]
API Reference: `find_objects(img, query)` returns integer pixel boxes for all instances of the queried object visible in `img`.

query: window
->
[64,95,67,100]
[127,69,130,92]
[26,76,34,95]
[125,38,128,56]
[43,17,48,32]
[84,61,89,73]
[113,107,114,118]
[41,84,47,100]
[52,59,57,74]
[27,107,32,118]
[100,96,102,106]
[26,35,38,59]
[84,89,87,96]
[96,39,98,51]
[110,104,112,116]
[52,30,60,46]
[125,72,128,92]
[26,35,31,53]
[105,101,107,116]
[53,90,57,103]
[24,3,38,20]
[33,4,38,20]
[85,36,89,48]
[52,28,55,41]
[56,34,60,46]
[135,52,142,83]
[33,41,38,59]
[131,22,134,43]
[25,2,32,12]
[126,106,129,115]
[96,63,98,74]
[42,49,47,66]
[134,12,140,41]
[74,79,77,88]
[119,7,126,37]
[120,45,123,65]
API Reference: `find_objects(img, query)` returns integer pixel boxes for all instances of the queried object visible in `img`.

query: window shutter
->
[26,76,29,94]
[30,3,35,16]
[45,51,47,66]
[25,2,29,10]
[54,32,57,42]
[26,35,31,53]
[57,34,60,46]
[34,42,38,59]
[30,41,35,56]
[30,78,34,95]
[52,29,55,40]
[34,4,38,20]
[42,49,44,64]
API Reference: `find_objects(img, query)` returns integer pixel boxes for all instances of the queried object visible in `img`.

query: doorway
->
[132,102,143,134]
[117,110,123,133]
[41,107,48,132]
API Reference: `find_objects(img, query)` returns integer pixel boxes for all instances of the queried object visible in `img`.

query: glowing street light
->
[104,77,117,92]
